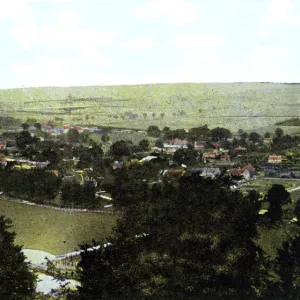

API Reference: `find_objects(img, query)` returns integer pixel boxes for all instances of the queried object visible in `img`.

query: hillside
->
[1,82,300,131]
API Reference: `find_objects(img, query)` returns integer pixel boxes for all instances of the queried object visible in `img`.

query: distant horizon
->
[2,81,300,91]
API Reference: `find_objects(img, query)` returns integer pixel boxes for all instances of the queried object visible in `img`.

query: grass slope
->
[0,198,117,255]
[1,82,300,131]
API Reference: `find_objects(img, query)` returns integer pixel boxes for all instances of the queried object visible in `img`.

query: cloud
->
[11,55,110,87]
[135,0,197,26]
[261,0,299,34]
[240,46,296,82]
[9,7,119,62]
[0,1,34,19]
[171,34,226,49]
[120,38,154,50]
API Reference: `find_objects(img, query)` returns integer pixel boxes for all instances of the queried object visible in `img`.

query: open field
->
[1,83,300,131]
[240,177,300,194]
[0,198,117,255]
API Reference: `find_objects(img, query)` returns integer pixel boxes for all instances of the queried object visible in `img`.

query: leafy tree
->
[67,128,80,143]
[101,134,110,144]
[173,148,198,166]
[34,122,42,131]
[75,176,268,299]
[211,127,232,141]
[109,140,132,158]
[0,216,35,299]
[275,128,284,139]
[249,132,262,143]
[147,126,161,138]
[275,234,300,299]
[160,112,165,119]
[266,184,291,224]
[155,139,164,148]
[264,132,271,138]
[143,113,147,119]
[21,123,29,131]
[15,130,36,150]
[139,139,150,152]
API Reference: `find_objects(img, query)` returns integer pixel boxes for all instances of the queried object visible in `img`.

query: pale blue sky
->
[0,0,299,88]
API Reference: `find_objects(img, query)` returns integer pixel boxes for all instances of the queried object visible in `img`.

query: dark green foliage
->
[138,139,150,151]
[211,127,232,141]
[61,180,96,208]
[15,130,37,149]
[147,126,161,138]
[154,139,163,148]
[67,128,81,142]
[275,128,284,139]
[77,143,103,169]
[76,175,268,299]
[34,122,42,130]
[274,234,300,299]
[101,134,110,143]
[109,140,132,158]
[173,148,198,166]
[0,169,61,202]
[249,132,262,143]
[266,185,291,224]
[0,216,35,299]
[187,125,211,142]
[21,123,30,131]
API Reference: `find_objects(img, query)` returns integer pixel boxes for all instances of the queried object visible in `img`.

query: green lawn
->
[241,177,300,194]
[0,198,117,255]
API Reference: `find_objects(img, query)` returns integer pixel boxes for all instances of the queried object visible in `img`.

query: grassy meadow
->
[1,82,300,131]
[0,198,117,255]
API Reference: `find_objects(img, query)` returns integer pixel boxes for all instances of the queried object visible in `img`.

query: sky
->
[0,0,299,88]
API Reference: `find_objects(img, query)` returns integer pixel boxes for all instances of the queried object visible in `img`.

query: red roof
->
[204,153,216,158]
[235,146,247,151]
[221,154,230,160]
[232,169,244,176]
[268,155,282,161]
[243,164,255,171]
[194,142,206,148]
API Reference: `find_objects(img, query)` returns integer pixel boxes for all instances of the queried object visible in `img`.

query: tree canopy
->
[0,216,35,299]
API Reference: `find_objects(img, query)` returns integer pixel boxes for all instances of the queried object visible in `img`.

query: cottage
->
[75,126,84,134]
[234,146,247,152]
[268,155,282,164]
[221,154,231,162]
[201,168,221,178]
[194,141,207,150]
[0,157,8,167]
[160,169,185,178]
[203,153,216,163]
[212,142,221,149]
[242,164,256,178]
[0,141,7,150]
[232,169,250,181]
[163,139,188,149]
[112,161,124,170]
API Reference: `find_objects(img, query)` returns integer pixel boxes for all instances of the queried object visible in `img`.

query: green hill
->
[1,82,300,131]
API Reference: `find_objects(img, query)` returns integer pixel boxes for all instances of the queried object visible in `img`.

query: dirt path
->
[0,194,121,215]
